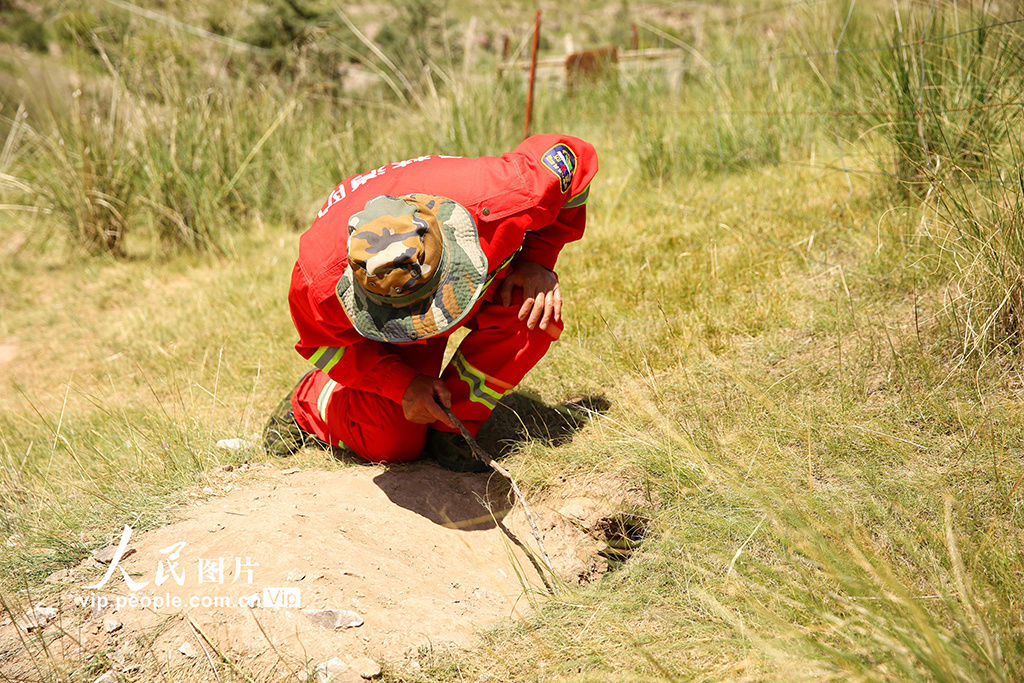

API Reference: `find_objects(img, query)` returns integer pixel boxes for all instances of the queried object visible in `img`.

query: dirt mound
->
[0,461,645,681]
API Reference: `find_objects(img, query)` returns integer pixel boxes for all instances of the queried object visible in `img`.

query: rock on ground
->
[352,655,382,679]
[92,544,134,564]
[18,606,57,631]
[303,608,364,629]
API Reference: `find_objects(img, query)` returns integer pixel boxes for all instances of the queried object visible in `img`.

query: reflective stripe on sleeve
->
[563,183,590,209]
[308,346,345,373]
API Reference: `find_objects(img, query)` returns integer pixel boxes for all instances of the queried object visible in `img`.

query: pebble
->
[216,438,253,451]
[352,656,381,679]
[45,568,71,584]
[93,545,134,564]
[93,672,118,683]
[302,608,363,629]
[317,657,349,674]
[103,617,123,633]
[314,657,366,683]
[18,606,57,631]
[179,641,198,658]
[2,231,26,256]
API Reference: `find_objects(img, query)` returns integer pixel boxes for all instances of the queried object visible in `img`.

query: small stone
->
[179,641,198,658]
[103,617,122,633]
[315,656,363,683]
[2,232,26,256]
[286,569,305,582]
[18,606,57,631]
[216,439,253,451]
[45,568,71,584]
[212,464,235,473]
[93,545,134,564]
[281,467,301,475]
[93,672,118,683]
[352,656,381,679]
[317,657,349,674]
[303,608,363,629]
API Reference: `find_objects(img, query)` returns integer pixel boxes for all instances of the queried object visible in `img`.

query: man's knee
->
[537,319,562,340]
[518,316,563,343]
[355,427,427,463]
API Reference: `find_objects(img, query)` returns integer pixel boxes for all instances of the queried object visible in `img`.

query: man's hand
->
[402,374,454,427]
[499,260,561,331]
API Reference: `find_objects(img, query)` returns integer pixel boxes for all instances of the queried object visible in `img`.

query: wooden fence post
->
[524,10,541,139]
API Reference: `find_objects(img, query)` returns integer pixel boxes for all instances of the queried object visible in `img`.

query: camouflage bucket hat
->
[336,194,488,343]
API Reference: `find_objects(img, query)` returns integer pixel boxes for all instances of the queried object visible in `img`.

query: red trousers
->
[290,291,562,463]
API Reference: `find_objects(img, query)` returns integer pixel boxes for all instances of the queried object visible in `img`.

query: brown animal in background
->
[565,46,619,92]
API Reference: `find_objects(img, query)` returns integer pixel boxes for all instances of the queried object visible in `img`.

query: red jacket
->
[289,134,598,404]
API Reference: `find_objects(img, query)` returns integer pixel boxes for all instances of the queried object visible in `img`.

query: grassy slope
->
[406,141,1024,679]
[2,0,1024,680]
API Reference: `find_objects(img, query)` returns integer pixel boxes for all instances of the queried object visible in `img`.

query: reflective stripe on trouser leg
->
[291,370,349,449]
[451,352,512,411]
[291,340,449,462]
[317,379,339,421]
[439,290,562,437]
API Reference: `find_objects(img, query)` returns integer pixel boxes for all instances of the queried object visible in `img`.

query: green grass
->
[3,0,1024,679]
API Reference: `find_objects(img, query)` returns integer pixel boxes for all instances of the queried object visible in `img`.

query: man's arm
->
[515,135,597,269]
[289,264,417,404]
[498,135,597,330]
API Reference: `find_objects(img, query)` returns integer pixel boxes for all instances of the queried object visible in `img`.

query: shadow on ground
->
[372,462,512,531]
[373,393,609,531]
[475,392,610,456]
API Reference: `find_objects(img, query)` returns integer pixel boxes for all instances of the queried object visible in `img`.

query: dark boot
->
[424,429,490,473]
[262,373,329,457]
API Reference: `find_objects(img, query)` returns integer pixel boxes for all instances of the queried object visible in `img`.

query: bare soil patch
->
[0,459,645,681]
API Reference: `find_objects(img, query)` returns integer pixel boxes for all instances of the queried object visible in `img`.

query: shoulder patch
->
[541,143,577,193]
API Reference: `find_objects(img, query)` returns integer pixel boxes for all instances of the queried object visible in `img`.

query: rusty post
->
[631,23,638,50]
[524,10,541,139]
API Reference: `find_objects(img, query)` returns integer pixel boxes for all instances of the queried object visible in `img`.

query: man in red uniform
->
[263,134,597,471]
